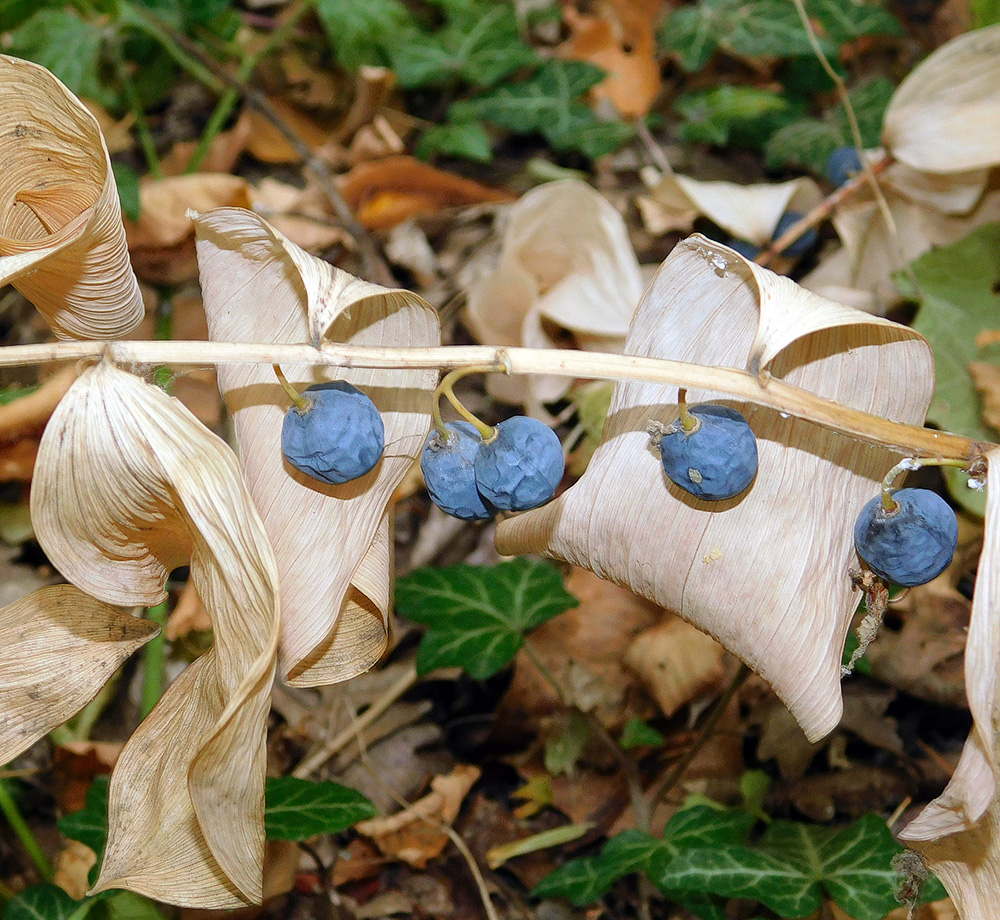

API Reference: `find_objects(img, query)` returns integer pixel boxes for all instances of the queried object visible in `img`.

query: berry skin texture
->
[773,211,818,258]
[421,422,495,521]
[725,238,761,260]
[826,146,863,188]
[657,404,758,501]
[281,381,384,485]
[475,416,564,512]
[854,487,958,587]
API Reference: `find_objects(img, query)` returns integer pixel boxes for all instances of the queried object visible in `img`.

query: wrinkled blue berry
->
[281,381,384,484]
[725,238,761,260]
[773,211,818,258]
[657,404,758,501]
[826,146,863,188]
[854,487,958,587]
[421,421,495,521]
[475,416,564,512]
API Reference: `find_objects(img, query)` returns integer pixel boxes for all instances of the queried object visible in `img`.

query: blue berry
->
[281,381,384,484]
[656,404,758,501]
[474,416,564,512]
[773,211,818,258]
[725,238,761,260]
[826,146,863,188]
[854,488,958,587]
[421,422,495,521]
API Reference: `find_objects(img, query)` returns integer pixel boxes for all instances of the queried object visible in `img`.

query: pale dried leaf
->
[496,236,934,742]
[31,363,280,908]
[0,585,157,766]
[0,56,143,339]
[647,171,822,245]
[883,24,1000,173]
[467,179,644,412]
[194,208,439,686]
[899,449,1000,918]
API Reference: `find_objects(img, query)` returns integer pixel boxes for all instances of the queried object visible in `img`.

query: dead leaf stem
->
[0,341,982,461]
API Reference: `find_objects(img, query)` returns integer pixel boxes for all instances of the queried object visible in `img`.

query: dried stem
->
[8,340,987,461]
[434,361,509,440]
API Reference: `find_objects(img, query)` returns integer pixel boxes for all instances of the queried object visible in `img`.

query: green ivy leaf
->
[534,805,753,907]
[2,885,80,920]
[619,719,666,750]
[6,9,117,109]
[416,120,494,163]
[313,0,418,71]
[264,777,378,841]
[58,775,110,879]
[675,86,788,146]
[90,891,164,920]
[900,222,1000,446]
[450,61,634,159]
[397,557,579,678]
[389,2,537,89]
[659,814,924,920]
[808,0,903,43]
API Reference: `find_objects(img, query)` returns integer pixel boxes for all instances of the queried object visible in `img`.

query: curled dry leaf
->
[496,235,934,742]
[194,208,439,686]
[467,179,644,413]
[898,449,1000,919]
[31,362,280,908]
[883,24,1000,174]
[0,56,143,339]
[0,585,157,766]
[640,169,822,245]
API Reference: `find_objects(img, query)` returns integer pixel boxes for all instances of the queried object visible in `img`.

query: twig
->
[292,661,419,778]
[153,22,394,286]
[756,152,893,267]
[646,664,750,815]
[1,339,986,461]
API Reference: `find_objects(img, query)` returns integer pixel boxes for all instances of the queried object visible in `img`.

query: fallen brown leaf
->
[355,764,481,868]
[165,581,212,641]
[969,361,1000,435]
[160,117,252,177]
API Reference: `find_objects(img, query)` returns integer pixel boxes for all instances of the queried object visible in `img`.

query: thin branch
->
[6,339,986,460]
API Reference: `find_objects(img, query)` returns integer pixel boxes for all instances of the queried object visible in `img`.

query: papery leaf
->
[466,179,643,413]
[193,208,439,687]
[31,363,280,908]
[497,235,934,742]
[264,777,378,840]
[899,448,1000,917]
[883,23,1000,173]
[0,56,143,339]
[0,588,157,767]
[646,172,822,246]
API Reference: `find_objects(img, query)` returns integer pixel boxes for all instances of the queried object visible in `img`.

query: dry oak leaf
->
[467,178,644,414]
[496,235,934,743]
[355,764,481,868]
[0,55,143,339]
[31,362,281,908]
[338,155,515,230]
[0,585,157,767]
[194,208,439,686]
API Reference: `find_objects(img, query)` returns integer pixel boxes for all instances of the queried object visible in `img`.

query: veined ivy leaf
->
[534,805,753,907]
[264,777,377,840]
[2,885,80,920]
[389,2,537,89]
[449,61,634,159]
[59,775,110,865]
[659,814,931,920]
[809,0,903,43]
[899,223,1000,446]
[416,120,494,163]
[6,9,116,108]
[396,557,578,678]
[313,0,417,70]
[676,86,788,146]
